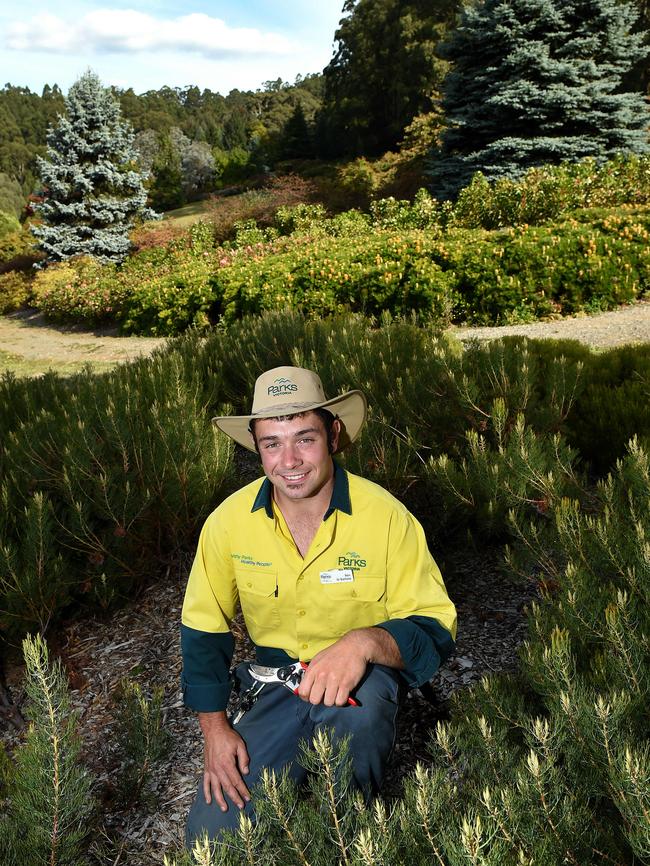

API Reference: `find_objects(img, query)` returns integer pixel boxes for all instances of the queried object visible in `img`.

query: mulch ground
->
[1,524,539,865]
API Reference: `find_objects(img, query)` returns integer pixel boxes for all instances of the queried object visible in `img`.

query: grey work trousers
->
[185,661,401,846]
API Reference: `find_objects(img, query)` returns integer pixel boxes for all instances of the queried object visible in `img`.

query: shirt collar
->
[251,460,352,520]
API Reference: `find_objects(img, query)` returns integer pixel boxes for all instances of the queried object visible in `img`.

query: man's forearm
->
[199,710,231,736]
[351,626,405,670]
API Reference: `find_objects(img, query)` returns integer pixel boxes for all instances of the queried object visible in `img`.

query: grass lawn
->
[162,199,212,227]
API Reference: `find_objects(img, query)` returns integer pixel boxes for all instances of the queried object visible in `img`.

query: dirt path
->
[0,309,166,376]
[1,300,650,377]
[451,297,650,349]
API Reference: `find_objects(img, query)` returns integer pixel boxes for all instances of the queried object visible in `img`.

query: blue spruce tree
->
[428,0,650,197]
[33,70,157,263]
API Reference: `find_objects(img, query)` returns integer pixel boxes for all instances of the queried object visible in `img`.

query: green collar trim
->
[251,461,352,520]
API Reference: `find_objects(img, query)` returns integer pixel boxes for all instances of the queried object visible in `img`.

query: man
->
[181,366,457,844]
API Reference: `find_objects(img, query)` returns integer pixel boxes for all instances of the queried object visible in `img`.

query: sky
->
[0,1,346,96]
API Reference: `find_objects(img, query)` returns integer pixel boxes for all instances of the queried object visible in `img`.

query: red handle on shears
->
[294,661,359,706]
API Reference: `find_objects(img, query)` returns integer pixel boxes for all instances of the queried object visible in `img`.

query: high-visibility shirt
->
[181,463,457,712]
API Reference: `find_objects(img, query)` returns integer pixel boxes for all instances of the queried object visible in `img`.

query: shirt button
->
[298,609,306,616]
[301,643,308,650]
[351,589,357,598]
[247,581,252,588]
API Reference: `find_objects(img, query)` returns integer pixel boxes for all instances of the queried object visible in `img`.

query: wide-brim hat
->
[212,366,367,453]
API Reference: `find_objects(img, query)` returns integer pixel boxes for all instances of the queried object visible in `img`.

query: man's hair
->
[249,408,338,454]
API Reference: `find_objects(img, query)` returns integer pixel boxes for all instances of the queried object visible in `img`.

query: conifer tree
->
[32,70,157,263]
[429,0,650,197]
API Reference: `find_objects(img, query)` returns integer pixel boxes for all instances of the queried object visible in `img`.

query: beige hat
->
[212,366,367,452]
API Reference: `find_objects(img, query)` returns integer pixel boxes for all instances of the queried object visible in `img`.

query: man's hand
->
[297,628,403,707]
[199,711,250,812]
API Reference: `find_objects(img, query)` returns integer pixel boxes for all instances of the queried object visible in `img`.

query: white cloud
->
[5,9,295,58]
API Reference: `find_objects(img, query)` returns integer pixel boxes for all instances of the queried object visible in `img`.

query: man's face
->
[254,412,340,505]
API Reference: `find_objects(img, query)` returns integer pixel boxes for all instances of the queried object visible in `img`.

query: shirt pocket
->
[322,574,387,636]
[236,570,280,643]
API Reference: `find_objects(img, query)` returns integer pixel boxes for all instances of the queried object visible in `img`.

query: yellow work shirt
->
[181,463,457,712]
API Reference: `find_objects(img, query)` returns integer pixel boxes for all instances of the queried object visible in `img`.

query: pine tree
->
[32,70,157,264]
[279,103,314,160]
[429,0,650,197]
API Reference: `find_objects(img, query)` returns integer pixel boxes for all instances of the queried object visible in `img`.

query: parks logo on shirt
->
[337,550,367,569]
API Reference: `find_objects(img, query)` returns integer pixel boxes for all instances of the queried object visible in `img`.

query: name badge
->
[320,569,354,584]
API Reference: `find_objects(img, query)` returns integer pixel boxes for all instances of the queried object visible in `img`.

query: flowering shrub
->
[32,257,125,324]
[0,270,32,313]
[116,246,218,335]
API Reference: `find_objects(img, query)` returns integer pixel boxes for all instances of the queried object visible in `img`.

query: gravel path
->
[451,298,650,349]
[1,299,649,375]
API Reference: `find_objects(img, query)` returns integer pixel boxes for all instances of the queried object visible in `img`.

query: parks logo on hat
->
[212,366,367,452]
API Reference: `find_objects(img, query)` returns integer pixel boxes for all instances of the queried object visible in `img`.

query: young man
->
[181,366,457,845]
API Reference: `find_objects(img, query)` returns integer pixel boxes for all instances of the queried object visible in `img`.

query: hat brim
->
[212,390,367,452]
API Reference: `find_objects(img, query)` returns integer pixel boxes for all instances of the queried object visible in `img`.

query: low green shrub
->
[213,231,459,324]
[116,245,218,335]
[567,343,650,474]
[0,353,234,637]
[0,226,42,273]
[450,154,650,229]
[0,270,32,313]
[0,211,20,240]
[0,635,94,864]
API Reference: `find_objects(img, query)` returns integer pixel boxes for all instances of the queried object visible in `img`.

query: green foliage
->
[0,352,234,638]
[567,344,650,474]
[320,0,457,157]
[116,244,218,335]
[427,402,581,540]
[207,174,318,243]
[0,270,31,313]
[0,210,20,239]
[213,231,458,324]
[32,256,125,324]
[452,156,650,229]
[1,634,94,864]
[0,174,26,220]
[0,225,41,271]
[113,678,170,805]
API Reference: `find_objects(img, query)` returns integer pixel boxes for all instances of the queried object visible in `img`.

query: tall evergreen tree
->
[279,102,314,159]
[429,0,650,197]
[33,70,157,264]
[320,0,458,157]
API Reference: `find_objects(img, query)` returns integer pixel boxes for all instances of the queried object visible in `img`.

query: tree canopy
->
[319,0,459,157]
[429,0,650,197]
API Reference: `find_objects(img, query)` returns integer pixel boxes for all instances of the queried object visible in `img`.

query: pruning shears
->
[249,660,359,706]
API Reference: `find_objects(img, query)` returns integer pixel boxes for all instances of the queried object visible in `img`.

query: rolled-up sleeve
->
[376,509,457,688]
[181,511,238,712]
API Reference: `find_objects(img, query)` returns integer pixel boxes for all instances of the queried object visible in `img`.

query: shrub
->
[451,155,650,230]
[0,211,20,240]
[207,174,317,243]
[0,226,42,273]
[130,219,190,251]
[32,256,125,324]
[0,635,94,864]
[116,245,218,335]
[0,352,235,638]
[213,231,460,324]
[0,270,32,314]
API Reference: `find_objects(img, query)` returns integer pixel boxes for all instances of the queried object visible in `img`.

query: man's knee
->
[185,780,255,848]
